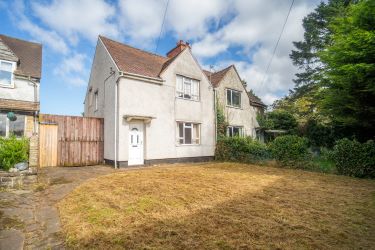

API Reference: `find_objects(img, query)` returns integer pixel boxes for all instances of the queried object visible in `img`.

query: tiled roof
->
[0,34,42,79]
[99,36,179,79]
[203,65,232,88]
[248,91,266,107]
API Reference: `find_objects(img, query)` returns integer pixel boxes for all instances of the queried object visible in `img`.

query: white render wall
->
[215,67,259,138]
[84,38,118,161]
[0,77,39,102]
[117,49,215,162]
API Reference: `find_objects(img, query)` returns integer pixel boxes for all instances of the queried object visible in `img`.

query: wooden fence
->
[39,114,104,167]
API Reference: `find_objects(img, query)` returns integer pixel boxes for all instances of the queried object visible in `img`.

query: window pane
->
[1,61,12,71]
[9,115,25,137]
[179,123,183,137]
[0,114,6,137]
[194,124,200,144]
[227,90,231,105]
[232,91,241,107]
[233,127,240,137]
[176,76,183,97]
[0,70,11,85]
[184,80,191,99]
[227,127,233,137]
[184,126,192,144]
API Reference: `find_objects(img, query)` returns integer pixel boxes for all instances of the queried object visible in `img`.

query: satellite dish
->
[7,112,17,121]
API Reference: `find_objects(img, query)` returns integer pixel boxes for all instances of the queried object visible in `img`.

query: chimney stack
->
[166,40,191,58]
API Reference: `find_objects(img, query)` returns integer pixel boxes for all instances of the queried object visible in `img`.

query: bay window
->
[176,75,199,101]
[0,60,14,86]
[178,122,200,145]
[226,89,241,108]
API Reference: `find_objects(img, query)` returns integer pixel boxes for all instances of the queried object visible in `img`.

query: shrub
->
[0,135,29,171]
[215,137,271,163]
[269,135,310,167]
[331,139,375,178]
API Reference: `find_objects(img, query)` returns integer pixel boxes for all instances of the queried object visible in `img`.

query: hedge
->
[269,135,311,167]
[331,139,375,178]
[0,135,29,171]
[215,137,271,163]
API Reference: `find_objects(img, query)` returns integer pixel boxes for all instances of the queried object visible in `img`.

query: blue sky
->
[0,0,320,115]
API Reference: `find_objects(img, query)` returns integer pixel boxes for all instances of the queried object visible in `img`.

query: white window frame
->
[0,60,16,88]
[227,126,244,137]
[177,122,201,145]
[176,75,200,101]
[226,88,241,108]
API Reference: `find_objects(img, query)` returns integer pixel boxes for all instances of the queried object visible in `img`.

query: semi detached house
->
[84,36,265,167]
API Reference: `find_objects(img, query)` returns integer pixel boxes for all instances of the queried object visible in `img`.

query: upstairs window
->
[227,126,243,137]
[178,122,200,145]
[226,89,241,108]
[176,75,199,101]
[0,60,14,86]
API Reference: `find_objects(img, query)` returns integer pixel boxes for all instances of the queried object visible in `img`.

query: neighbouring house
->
[84,37,215,167]
[0,34,42,138]
[204,65,266,139]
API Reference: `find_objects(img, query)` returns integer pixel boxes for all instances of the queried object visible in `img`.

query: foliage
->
[215,137,271,163]
[331,138,375,178]
[318,0,375,141]
[269,135,311,167]
[216,103,228,138]
[303,119,335,148]
[258,110,297,134]
[0,135,29,171]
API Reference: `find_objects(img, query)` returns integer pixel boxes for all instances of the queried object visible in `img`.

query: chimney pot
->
[167,40,191,58]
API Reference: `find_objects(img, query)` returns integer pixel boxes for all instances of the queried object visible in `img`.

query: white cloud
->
[192,0,320,105]
[11,0,69,54]
[32,0,119,44]
[54,53,88,86]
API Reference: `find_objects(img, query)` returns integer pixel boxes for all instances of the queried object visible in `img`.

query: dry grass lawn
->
[58,163,375,249]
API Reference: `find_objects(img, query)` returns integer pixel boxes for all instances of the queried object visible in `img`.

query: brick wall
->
[29,135,38,167]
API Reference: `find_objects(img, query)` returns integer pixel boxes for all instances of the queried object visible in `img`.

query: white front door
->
[128,122,144,165]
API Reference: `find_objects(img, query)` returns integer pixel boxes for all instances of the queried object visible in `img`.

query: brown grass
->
[58,163,375,249]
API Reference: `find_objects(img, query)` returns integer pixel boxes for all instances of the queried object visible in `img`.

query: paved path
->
[0,165,121,249]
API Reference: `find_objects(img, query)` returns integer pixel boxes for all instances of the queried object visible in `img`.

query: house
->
[204,65,266,138]
[0,34,42,138]
[84,37,215,167]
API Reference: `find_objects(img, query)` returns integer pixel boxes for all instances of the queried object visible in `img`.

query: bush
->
[269,135,310,167]
[331,139,375,178]
[215,137,271,163]
[0,135,29,171]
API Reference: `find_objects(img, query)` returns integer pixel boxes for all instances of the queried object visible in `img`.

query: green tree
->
[258,110,297,134]
[319,0,375,141]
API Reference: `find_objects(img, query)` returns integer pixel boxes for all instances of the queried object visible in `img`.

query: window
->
[0,60,14,86]
[176,75,199,101]
[226,89,241,108]
[178,122,200,145]
[227,126,243,137]
[94,90,98,111]
[0,112,25,137]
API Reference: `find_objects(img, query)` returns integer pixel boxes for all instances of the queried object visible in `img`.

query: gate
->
[39,114,104,167]
[39,124,58,167]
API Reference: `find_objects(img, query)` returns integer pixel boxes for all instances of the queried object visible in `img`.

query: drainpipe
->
[28,76,39,135]
[114,71,124,169]
[214,88,217,143]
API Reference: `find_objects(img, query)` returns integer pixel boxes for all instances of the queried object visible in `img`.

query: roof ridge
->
[99,35,167,60]
[0,34,42,47]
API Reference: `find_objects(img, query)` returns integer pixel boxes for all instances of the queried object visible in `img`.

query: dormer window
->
[0,60,14,87]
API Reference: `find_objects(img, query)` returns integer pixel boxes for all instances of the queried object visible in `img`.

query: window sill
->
[226,105,242,110]
[176,97,200,102]
[0,83,14,89]
[176,143,201,147]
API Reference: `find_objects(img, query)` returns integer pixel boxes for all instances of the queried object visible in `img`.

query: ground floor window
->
[178,122,200,145]
[0,112,26,137]
[227,126,243,137]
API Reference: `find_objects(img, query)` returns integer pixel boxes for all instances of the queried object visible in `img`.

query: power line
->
[155,0,170,53]
[260,0,295,87]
